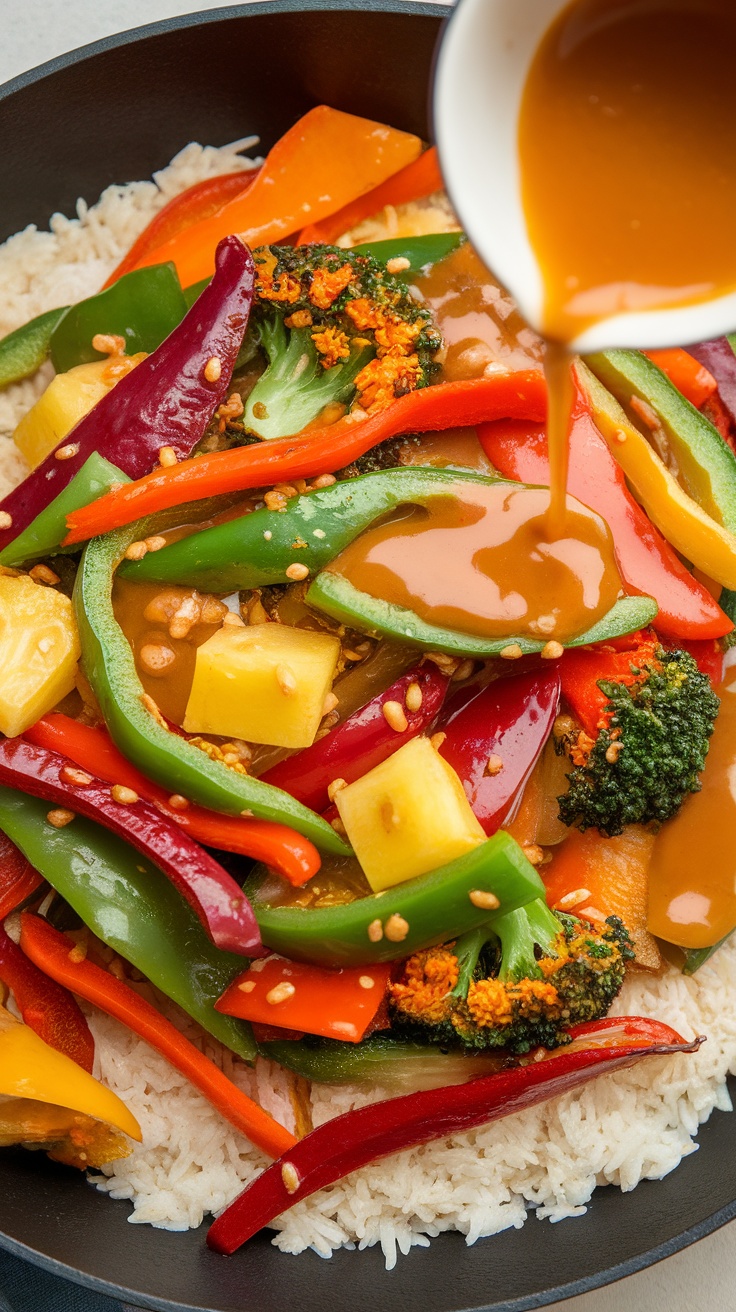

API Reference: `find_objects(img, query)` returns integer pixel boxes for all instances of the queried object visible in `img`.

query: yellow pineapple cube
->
[335,735,485,892]
[0,575,80,736]
[14,360,118,468]
[183,623,340,749]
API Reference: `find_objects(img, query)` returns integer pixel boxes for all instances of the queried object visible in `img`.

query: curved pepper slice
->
[297,145,444,246]
[216,956,393,1044]
[207,1016,703,1254]
[261,662,448,814]
[49,263,188,373]
[0,453,129,568]
[0,308,68,391]
[0,922,95,1071]
[0,737,264,958]
[247,831,544,967]
[0,828,43,918]
[73,519,349,856]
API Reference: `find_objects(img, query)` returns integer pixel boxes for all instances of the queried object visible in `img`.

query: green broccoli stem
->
[451,926,492,1000]
[495,898,563,984]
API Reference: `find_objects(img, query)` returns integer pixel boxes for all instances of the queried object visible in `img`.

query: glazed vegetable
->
[557,646,719,836]
[437,669,561,834]
[0,829,43,919]
[19,914,295,1160]
[0,308,68,391]
[241,243,441,440]
[0,453,129,568]
[479,390,732,641]
[217,957,392,1044]
[261,663,449,814]
[687,336,736,432]
[25,713,320,887]
[134,106,423,286]
[0,786,255,1059]
[73,519,349,855]
[0,235,255,554]
[297,144,444,245]
[643,349,717,410]
[0,923,94,1071]
[391,902,632,1053]
[0,736,264,957]
[49,264,188,372]
[260,1033,508,1091]
[62,371,547,542]
[354,233,465,279]
[207,1016,703,1254]
[247,831,544,967]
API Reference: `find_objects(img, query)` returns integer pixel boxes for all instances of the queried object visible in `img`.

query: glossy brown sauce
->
[328,483,621,642]
[647,667,736,950]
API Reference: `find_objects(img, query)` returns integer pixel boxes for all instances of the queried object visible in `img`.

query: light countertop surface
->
[1,3,734,1310]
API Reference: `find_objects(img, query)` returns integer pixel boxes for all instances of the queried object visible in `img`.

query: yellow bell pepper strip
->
[575,361,736,590]
[19,913,296,1160]
[136,106,423,287]
[63,372,548,544]
[0,1002,141,1147]
[0,922,95,1070]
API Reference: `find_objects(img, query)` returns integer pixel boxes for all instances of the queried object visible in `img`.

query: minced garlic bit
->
[541,641,564,661]
[485,754,504,777]
[311,474,336,489]
[111,785,139,805]
[383,700,408,733]
[469,889,500,911]
[55,442,80,461]
[499,644,524,660]
[47,808,75,828]
[522,844,545,866]
[281,1162,301,1195]
[144,535,167,553]
[384,913,410,943]
[605,741,624,764]
[29,563,59,585]
[285,561,310,582]
[0,512,12,529]
[238,980,257,993]
[556,887,592,912]
[203,355,222,383]
[92,332,126,356]
[358,975,375,990]
[386,255,412,274]
[125,540,148,561]
[367,918,384,943]
[60,765,93,788]
[266,981,296,1005]
[139,642,176,674]
[327,777,348,802]
[404,681,423,713]
[158,445,178,467]
[276,663,298,696]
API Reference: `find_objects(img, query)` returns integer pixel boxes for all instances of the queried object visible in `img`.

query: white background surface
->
[1,3,734,1309]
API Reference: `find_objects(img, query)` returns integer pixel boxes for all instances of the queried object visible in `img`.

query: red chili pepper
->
[216,956,393,1044]
[643,349,718,409]
[0,737,263,957]
[558,637,660,737]
[24,714,319,888]
[19,913,294,1159]
[261,663,449,814]
[103,169,260,287]
[437,669,561,835]
[0,922,94,1071]
[297,146,443,246]
[0,829,43,919]
[478,387,732,642]
[0,235,255,555]
[64,371,547,544]
[207,1015,703,1253]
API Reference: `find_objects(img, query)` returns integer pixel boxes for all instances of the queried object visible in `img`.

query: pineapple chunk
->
[183,623,340,749]
[14,360,118,468]
[336,735,485,892]
[0,575,80,736]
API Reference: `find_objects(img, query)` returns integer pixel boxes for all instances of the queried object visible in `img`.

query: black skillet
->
[0,3,735,1308]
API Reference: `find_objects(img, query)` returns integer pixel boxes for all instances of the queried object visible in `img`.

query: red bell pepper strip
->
[261,663,449,814]
[19,913,295,1159]
[64,372,547,544]
[437,669,561,835]
[0,829,43,919]
[0,235,255,555]
[24,714,320,888]
[0,922,94,1071]
[0,737,263,957]
[216,956,392,1044]
[103,169,260,287]
[478,388,733,642]
[207,1015,703,1253]
[676,638,725,686]
[297,146,444,246]
[558,636,660,737]
[643,349,718,410]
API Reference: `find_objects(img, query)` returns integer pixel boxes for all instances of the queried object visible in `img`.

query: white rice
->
[2,140,735,1266]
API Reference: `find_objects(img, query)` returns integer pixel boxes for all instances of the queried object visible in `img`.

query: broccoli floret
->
[558,647,719,837]
[242,244,442,441]
[389,899,633,1055]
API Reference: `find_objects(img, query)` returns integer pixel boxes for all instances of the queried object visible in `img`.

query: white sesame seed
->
[281,1162,300,1194]
[263,530,273,540]
[124,541,148,561]
[285,562,309,581]
[469,889,500,910]
[358,975,375,989]
[485,755,504,776]
[0,512,12,530]
[55,442,80,461]
[541,640,564,660]
[384,913,409,942]
[367,918,384,943]
[60,765,93,788]
[556,887,592,911]
[47,808,75,828]
[266,981,296,1005]
[111,785,139,805]
[313,528,326,539]
[238,980,257,993]
[204,356,222,383]
[386,255,411,274]
[158,446,178,467]
[404,682,423,713]
[276,663,297,695]
[499,644,524,660]
[383,700,408,732]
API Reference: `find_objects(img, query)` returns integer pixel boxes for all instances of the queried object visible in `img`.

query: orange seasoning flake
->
[308,263,355,310]
[311,325,352,369]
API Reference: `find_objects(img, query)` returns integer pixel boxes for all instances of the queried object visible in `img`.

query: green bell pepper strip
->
[586,350,736,534]
[0,453,129,567]
[246,831,545,967]
[260,1034,505,1089]
[0,785,255,1060]
[352,233,465,278]
[0,307,68,390]
[49,263,188,373]
[308,573,658,659]
[74,518,350,855]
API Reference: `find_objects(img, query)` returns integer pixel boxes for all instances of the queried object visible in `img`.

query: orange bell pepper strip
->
[134,107,423,287]
[297,145,444,246]
[102,169,260,287]
[0,923,95,1072]
[216,956,392,1044]
[64,371,546,543]
[643,349,718,410]
[24,713,319,888]
[19,913,296,1159]
[0,829,43,919]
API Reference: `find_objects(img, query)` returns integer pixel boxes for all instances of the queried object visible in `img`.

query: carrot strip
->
[297,146,444,246]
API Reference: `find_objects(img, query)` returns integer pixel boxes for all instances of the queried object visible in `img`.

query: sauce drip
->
[328,483,621,643]
[648,667,736,950]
